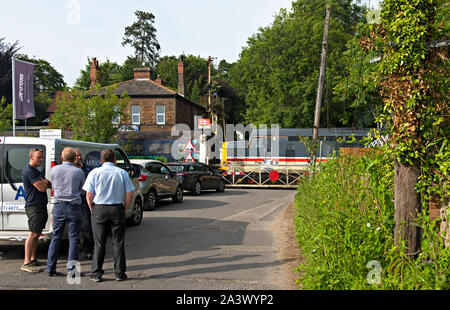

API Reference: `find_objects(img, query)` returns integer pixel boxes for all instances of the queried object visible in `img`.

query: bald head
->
[62,147,76,163]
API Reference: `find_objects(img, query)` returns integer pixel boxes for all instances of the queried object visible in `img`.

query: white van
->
[0,137,144,242]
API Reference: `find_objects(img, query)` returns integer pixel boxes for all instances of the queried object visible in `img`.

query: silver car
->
[133,160,183,211]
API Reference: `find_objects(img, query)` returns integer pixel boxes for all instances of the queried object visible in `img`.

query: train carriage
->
[220,128,370,188]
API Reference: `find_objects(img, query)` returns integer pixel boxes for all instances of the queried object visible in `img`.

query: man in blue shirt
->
[47,147,85,277]
[83,149,134,282]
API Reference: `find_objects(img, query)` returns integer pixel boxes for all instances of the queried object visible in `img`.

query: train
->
[219,128,371,188]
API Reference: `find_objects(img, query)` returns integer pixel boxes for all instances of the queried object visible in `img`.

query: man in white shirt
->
[82,149,134,282]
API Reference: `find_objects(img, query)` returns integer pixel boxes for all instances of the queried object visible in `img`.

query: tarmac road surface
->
[0,188,298,290]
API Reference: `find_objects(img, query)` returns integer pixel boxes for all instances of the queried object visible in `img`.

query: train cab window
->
[286,144,296,158]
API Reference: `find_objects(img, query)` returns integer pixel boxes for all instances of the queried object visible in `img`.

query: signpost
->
[183,140,197,163]
[198,118,211,130]
[39,129,62,139]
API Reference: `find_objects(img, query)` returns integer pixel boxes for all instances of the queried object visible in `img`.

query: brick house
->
[48,57,206,159]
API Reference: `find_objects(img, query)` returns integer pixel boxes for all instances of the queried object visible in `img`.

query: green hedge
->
[294,150,449,290]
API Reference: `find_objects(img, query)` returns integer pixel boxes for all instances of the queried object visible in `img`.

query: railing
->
[214,164,307,188]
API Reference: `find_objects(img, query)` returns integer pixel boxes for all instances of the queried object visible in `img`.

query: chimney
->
[155,75,162,85]
[90,58,102,88]
[133,67,151,80]
[178,56,185,96]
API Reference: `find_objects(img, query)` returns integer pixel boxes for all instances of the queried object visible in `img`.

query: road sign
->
[183,140,197,153]
[198,118,211,129]
[39,129,62,139]
[269,171,280,182]
[184,152,195,163]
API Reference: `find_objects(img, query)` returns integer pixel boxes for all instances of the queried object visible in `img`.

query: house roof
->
[48,79,206,113]
[47,91,65,113]
[90,78,177,97]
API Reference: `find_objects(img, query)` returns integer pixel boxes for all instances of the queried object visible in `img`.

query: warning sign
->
[184,152,195,163]
[183,140,197,153]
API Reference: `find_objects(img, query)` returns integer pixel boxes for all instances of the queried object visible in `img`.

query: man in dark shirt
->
[21,148,51,273]
[74,148,94,260]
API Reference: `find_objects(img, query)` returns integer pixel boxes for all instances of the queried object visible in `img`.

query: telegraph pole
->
[207,56,212,118]
[312,3,331,144]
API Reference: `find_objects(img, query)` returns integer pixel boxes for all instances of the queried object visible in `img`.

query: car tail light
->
[50,161,57,197]
[138,175,147,182]
[176,172,189,177]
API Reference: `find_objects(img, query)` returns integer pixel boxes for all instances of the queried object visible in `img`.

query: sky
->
[1,0,381,88]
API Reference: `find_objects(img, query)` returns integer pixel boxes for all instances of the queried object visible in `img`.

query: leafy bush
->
[294,150,449,289]
[129,155,168,163]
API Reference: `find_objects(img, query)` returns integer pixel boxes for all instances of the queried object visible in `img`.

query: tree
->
[0,38,20,105]
[74,57,122,90]
[372,0,449,254]
[0,96,12,132]
[229,0,366,128]
[16,54,67,125]
[155,55,246,124]
[50,86,130,143]
[119,56,142,81]
[332,21,384,129]
[155,54,209,102]
[122,10,161,68]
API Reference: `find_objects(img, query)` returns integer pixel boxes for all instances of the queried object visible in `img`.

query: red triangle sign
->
[184,152,195,163]
[183,140,197,153]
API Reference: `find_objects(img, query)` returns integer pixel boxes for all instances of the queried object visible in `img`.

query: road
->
[0,188,299,290]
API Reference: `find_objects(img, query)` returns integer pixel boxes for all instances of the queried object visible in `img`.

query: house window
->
[156,105,165,125]
[131,105,140,125]
[112,106,120,125]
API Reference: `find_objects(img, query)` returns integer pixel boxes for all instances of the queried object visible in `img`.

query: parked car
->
[133,160,184,211]
[166,162,225,196]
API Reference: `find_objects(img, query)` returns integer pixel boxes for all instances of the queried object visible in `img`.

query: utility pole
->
[312,3,331,149]
[207,56,212,118]
[207,56,219,134]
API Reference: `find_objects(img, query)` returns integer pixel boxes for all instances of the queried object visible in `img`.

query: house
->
[47,57,206,159]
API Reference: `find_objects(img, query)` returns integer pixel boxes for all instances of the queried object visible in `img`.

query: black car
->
[166,162,225,195]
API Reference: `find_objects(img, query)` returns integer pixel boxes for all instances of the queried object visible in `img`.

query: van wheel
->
[144,191,157,211]
[172,186,183,203]
[127,197,143,226]
[193,181,202,196]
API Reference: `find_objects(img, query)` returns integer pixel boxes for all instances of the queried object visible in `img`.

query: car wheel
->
[216,180,225,192]
[144,191,157,211]
[172,186,183,203]
[193,181,202,196]
[127,197,143,226]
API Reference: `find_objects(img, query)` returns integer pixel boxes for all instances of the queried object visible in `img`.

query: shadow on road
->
[126,217,248,258]
[115,216,295,280]
[153,198,228,211]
